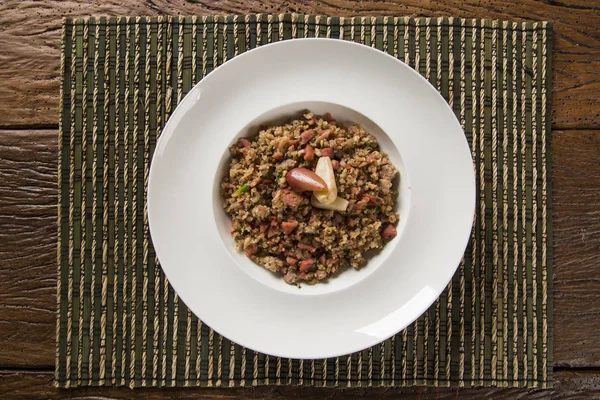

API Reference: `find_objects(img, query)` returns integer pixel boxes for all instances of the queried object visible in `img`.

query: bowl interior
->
[213,101,411,295]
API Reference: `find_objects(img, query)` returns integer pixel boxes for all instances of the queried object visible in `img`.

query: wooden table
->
[1,1,599,398]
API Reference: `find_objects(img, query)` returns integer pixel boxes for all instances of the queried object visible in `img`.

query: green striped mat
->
[56,15,553,388]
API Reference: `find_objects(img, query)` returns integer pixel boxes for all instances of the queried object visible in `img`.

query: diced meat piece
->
[298,242,316,253]
[319,255,326,265]
[299,259,316,273]
[267,226,279,238]
[331,159,339,169]
[245,244,257,257]
[354,197,370,210]
[304,144,314,161]
[300,129,315,144]
[324,112,335,123]
[320,147,334,158]
[354,195,380,211]
[278,137,298,152]
[315,129,331,144]
[240,138,252,147]
[259,223,269,233]
[273,151,283,161]
[382,224,397,241]
[250,176,262,187]
[364,195,381,205]
[286,256,298,265]
[281,220,299,235]
[281,189,305,208]
[270,219,279,227]
[348,218,357,227]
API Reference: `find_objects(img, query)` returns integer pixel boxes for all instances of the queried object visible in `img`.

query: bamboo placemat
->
[56,15,553,388]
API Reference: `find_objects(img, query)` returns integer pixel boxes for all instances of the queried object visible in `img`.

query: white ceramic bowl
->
[148,38,475,359]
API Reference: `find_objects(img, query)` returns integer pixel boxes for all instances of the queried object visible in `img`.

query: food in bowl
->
[221,111,399,285]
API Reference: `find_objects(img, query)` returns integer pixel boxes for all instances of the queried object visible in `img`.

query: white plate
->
[148,39,475,359]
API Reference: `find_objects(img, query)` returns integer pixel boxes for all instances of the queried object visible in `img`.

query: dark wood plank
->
[1,129,599,370]
[0,130,57,368]
[0,0,599,128]
[1,369,599,398]
[553,130,600,368]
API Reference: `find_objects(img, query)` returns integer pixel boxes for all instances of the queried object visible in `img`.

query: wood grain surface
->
[0,0,599,398]
[0,130,57,369]
[552,130,600,368]
[0,0,599,128]
[1,370,600,399]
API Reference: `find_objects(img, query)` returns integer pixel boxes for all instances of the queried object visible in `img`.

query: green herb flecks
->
[236,183,250,194]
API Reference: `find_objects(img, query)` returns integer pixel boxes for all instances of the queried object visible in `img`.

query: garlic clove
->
[313,156,337,205]
[311,194,349,211]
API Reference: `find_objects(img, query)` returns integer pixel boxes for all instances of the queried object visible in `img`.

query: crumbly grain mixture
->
[221,111,399,285]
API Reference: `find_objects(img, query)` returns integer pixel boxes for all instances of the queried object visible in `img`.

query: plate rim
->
[148,38,476,359]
